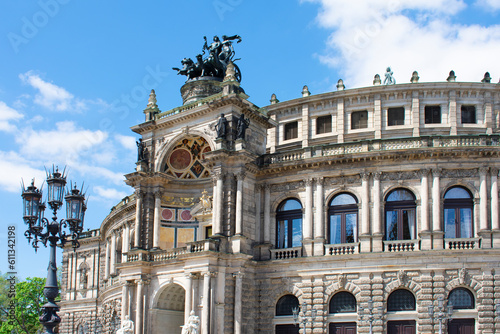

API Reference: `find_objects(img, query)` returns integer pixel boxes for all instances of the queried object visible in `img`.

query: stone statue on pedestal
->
[215,113,228,139]
[384,67,396,85]
[116,315,134,334]
[181,311,200,334]
[236,114,250,140]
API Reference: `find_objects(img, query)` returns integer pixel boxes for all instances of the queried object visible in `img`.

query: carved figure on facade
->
[384,67,396,85]
[173,35,242,82]
[397,270,408,285]
[459,268,468,284]
[236,114,250,140]
[215,113,228,139]
[136,138,145,162]
[181,310,200,334]
[116,315,134,334]
[79,262,89,290]
[338,274,347,289]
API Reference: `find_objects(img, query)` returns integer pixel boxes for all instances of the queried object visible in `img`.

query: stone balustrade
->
[444,237,481,250]
[270,246,302,260]
[383,240,418,252]
[325,242,359,255]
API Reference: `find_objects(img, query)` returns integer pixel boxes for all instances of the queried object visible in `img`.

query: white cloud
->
[0,151,45,193]
[0,101,23,132]
[15,121,108,164]
[307,0,500,88]
[476,0,500,10]
[19,71,76,111]
[115,134,137,151]
[93,185,128,201]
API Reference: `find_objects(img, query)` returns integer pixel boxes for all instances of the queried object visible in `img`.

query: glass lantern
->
[46,167,67,210]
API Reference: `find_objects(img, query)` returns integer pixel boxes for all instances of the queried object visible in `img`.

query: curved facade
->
[60,74,500,334]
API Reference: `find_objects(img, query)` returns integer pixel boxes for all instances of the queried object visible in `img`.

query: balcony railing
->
[325,242,359,255]
[126,239,220,263]
[384,240,418,252]
[270,246,302,260]
[445,238,480,250]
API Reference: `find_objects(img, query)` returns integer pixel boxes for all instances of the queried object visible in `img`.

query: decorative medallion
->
[163,136,211,179]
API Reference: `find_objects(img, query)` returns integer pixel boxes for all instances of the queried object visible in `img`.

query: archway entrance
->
[151,283,185,334]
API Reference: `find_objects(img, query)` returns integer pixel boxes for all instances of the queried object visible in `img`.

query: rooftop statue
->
[384,67,396,85]
[173,35,242,83]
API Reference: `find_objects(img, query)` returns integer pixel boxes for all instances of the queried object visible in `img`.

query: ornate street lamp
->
[292,302,317,333]
[359,298,383,334]
[428,296,453,334]
[21,166,87,334]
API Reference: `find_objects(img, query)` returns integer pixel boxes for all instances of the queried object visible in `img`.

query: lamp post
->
[292,302,317,333]
[21,166,87,334]
[428,296,453,334]
[359,298,383,334]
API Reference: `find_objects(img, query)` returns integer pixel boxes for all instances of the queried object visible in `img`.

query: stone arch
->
[272,194,304,213]
[382,185,421,202]
[445,276,481,298]
[324,279,362,305]
[325,189,362,208]
[150,282,186,334]
[442,181,478,199]
[384,277,422,301]
[155,131,214,174]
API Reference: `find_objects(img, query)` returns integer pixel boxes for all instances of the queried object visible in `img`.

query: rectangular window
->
[425,105,441,124]
[284,121,298,140]
[351,110,368,129]
[461,105,476,124]
[388,107,405,126]
[316,115,332,134]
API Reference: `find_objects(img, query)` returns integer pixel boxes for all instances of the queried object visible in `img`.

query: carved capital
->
[432,168,442,177]
[373,172,382,181]
[491,168,499,177]
[418,169,430,178]
[236,171,246,181]
[315,177,324,186]
[135,189,144,199]
[233,271,244,280]
[305,178,314,187]
[360,172,370,181]
[479,167,489,176]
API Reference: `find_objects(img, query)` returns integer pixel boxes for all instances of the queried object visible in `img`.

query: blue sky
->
[0,0,499,280]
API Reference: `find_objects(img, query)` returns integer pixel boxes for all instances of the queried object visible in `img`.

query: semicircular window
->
[329,291,357,313]
[276,294,299,316]
[387,289,416,311]
[163,136,211,179]
[448,288,474,309]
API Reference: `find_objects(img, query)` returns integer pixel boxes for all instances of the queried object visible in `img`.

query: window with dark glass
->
[351,110,368,129]
[444,187,473,239]
[328,193,358,244]
[388,107,405,126]
[316,115,332,134]
[385,189,416,240]
[276,199,303,248]
[448,288,474,309]
[387,289,416,311]
[461,105,476,124]
[329,291,357,313]
[284,121,298,140]
[276,294,299,316]
[425,105,441,124]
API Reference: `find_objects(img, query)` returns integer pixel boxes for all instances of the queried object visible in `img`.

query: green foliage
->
[0,276,45,334]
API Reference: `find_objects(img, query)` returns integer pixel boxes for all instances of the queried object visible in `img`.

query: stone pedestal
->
[419,231,432,251]
[302,239,313,257]
[230,235,250,254]
[181,78,222,105]
[492,230,500,248]
[372,233,383,252]
[359,235,372,253]
[313,238,325,256]
[235,138,245,151]
[135,161,147,172]
[253,243,272,261]
[432,231,444,250]
[478,230,492,249]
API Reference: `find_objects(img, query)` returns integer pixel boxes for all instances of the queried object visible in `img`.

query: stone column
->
[184,273,194,324]
[255,185,262,243]
[235,172,245,235]
[372,172,383,252]
[359,173,371,252]
[313,178,325,255]
[479,167,492,248]
[110,232,117,276]
[419,169,432,250]
[135,280,143,334]
[337,98,345,143]
[201,272,211,334]
[134,190,143,248]
[233,272,243,334]
[104,238,110,280]
[122,223,130,263]
[412,91,420,137]
[121,282,129,322]
[303,179,313,256]
[432,169,443,249]
[491,169,500,248]
[153,190,162,249]
[302,104,309,147]
[264,184,271,243]
[214,171,224,236]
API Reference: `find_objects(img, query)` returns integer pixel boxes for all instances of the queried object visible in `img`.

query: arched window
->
[448,288,475,309]
[276,294,299,316]
[328,193,358,244]
[385,189,416,240]
[444,187,473,238]
[387,289,416,311]
[329,291,357,313]
[276,199,303,249]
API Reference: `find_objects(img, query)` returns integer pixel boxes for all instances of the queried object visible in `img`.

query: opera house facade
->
[59,60,500,334]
